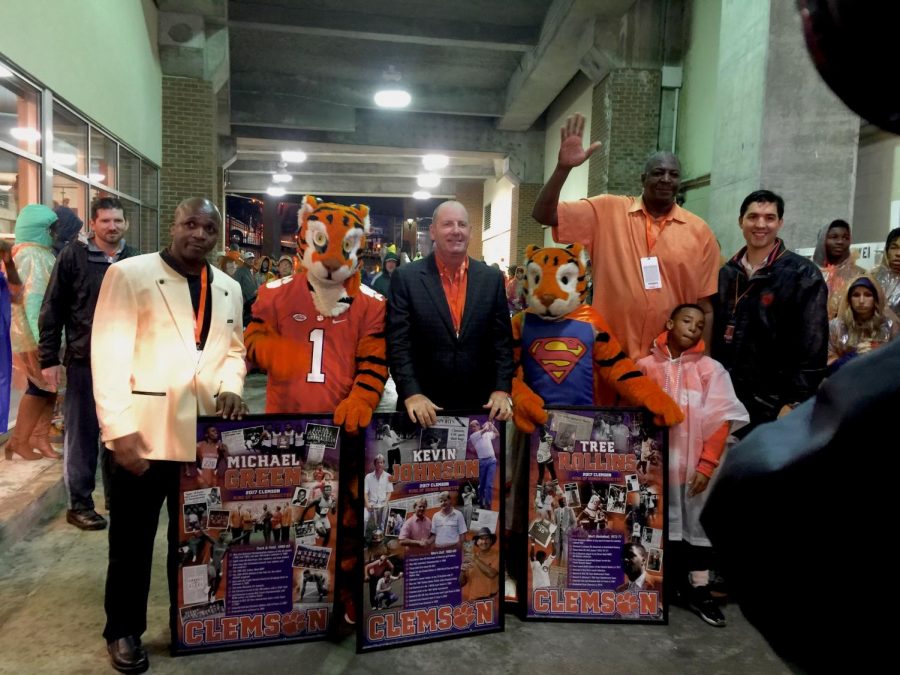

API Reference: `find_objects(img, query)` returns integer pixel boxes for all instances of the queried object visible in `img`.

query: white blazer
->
[91,253,246,461]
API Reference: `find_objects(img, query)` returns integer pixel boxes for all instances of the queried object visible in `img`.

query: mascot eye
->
[343,238,354,253]
[313,231,327,247]
[561,275,569,285]
[534,274,541,284]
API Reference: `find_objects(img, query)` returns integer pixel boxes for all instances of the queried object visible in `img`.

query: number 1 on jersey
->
[307,328,325,382]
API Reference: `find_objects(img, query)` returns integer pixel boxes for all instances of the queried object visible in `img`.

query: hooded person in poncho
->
[637,303,748,627]
[812,219,864,320]
[5,204,60,460]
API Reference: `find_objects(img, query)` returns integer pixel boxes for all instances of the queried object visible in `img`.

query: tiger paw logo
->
[529,337,587,383]
[453,603,476,630]
[281,610,307,636]
[616,592,638,615]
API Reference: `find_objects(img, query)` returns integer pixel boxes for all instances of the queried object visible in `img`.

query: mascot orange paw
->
[247,333,308,381]
[645,391,684,427]
[334,396,374,434]
[511,380,548,434]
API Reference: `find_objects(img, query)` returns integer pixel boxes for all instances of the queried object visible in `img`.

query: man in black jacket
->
[387,200,514,426]
[712,190,828,434]
[39,197,137,530]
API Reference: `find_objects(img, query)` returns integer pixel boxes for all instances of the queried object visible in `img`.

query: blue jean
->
[478,457,497,508]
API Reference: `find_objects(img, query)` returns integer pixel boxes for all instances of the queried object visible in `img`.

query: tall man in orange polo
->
[532,114,720,367]
[387,200,514,426]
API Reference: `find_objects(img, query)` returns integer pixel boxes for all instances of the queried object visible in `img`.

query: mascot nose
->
[321,258,342,273]
[539,294,556,308]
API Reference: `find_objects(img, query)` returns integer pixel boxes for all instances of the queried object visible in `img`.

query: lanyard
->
[194,265,208,347]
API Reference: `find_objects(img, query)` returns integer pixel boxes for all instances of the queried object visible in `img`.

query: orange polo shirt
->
[555,195,719,360]
[435,254,469,335]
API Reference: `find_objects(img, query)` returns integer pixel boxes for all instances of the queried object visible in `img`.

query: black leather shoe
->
[67,509,107,531]
[107,636,149,674]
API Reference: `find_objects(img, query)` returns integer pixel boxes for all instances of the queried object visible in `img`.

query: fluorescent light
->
[374,89,411,109]
[417,173,440,189]
[272,172,292,183]
[89,173,106,183]
[281,150,307,163]
[10,127,40,142]
[412,191,431,200]
[0,185,12,192]
[266,186,286,197]
[0,64,13,78]
[52,152,77,167]
[422,154,449,171]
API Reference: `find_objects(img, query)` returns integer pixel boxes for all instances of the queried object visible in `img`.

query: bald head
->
[430,200,470,263]
[168,197,222,272]
[643,152,680,175]
[174,197,222,227]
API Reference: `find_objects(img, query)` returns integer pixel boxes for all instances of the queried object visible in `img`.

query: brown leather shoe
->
[67,509,107,531]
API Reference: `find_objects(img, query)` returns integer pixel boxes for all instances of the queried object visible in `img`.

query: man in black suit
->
[387,200,514,426]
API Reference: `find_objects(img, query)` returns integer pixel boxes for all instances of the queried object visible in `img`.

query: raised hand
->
[558,113,602,169]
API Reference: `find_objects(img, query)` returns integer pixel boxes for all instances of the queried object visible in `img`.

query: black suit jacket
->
[387,254,514,410]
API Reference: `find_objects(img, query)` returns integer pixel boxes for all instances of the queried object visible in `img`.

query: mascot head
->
[297,195,370,287]
[523,243,591,319]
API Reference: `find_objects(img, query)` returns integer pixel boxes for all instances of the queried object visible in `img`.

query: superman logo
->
[529,337,587,383]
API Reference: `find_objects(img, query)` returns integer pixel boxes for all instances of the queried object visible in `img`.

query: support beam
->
[499,0,637,131]
[228,160,495,180]
[231,93,357,132]
[232,109,545,183]
[231,79,502,118]
[228,2,538,53]
[226,174,457,199]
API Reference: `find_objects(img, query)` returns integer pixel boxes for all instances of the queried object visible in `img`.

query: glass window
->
[52,172,88,227]
[90,129,116,189]
[0,147,40,234]
[119,147,140,199]
[141,207,159,253]
[120,198,140,250]
[52,105,87,175]
[0,68,41,156]
[141,161,158,208]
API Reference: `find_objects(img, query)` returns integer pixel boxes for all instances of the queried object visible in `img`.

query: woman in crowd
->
[873,227,900,317]
[827,274,899,373]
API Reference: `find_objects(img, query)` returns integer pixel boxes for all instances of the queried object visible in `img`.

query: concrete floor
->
[0,374,790,674]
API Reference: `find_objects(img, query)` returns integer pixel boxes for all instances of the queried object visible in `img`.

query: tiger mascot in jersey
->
[245,194,387,429]
[245,195,388,627]
[510,243,684,432]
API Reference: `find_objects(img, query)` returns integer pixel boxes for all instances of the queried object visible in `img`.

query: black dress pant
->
[103,459,181,642]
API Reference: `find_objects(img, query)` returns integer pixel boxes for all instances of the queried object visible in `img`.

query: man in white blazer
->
[92,197,247,674]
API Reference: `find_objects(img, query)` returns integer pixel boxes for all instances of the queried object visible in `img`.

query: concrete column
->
[511,183,545,265]
[160,75,219,247]
[588,68,663,197]
[454,181,485,260]
[709,0,859,254]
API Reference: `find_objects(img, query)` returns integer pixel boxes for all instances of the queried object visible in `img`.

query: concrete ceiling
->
[161,0,643,198]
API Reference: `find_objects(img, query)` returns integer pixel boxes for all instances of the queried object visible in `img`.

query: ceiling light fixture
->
[272,161,292,183]
[416,173,440,189]
[89,173,106,183]
[0,64,13,78]
[374,65,411,109]
[422,154,449,171]
[10,127,40,142]
[281,150,307,163]
[412,190,431,200]
[0,185,12,192]
[267,186,286,197]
